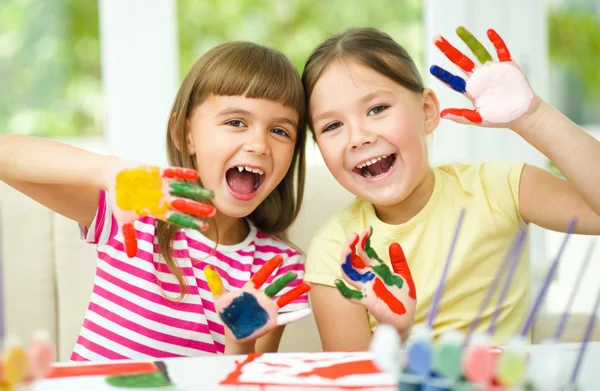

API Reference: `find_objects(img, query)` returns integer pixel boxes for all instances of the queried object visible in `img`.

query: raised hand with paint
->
[205,255,311,344]
[301,26,600,352]
[109,165,215,257]
[335,226,416,340]
[430,27,539,127]
[0,41,310,359]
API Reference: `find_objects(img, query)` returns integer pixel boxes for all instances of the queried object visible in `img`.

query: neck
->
[202,212,249,246]
[373,168,436,225]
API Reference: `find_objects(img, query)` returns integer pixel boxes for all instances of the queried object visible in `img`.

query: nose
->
[348,124,377,151]
[242,129,271,156]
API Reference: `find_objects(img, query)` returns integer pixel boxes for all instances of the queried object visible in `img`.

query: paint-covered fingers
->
[163,210,208,231]
[276,282,311,308]
[440,108,483,124]
[487,29,512,62]
[429,65,467,94]
[264,271,297,298]
[204,265,224,297]
[388,243,417,300]
[276,308,312,326]
[456,26,493,65]
[251,255,284,289]
[340,250,375,290]
[161,167,199,181]
[169,198,216,218]
[335,279,364,303]
[434,35,475,74]
[169,182,214,200]
[122,223,138,258]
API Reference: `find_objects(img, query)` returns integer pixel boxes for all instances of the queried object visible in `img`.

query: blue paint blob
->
[430,65,467,93]
[407,338,433,377]
[220,292,269,339]
[341,253,375,283]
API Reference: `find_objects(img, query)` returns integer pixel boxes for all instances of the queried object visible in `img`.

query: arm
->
[513,102,600,234]
[255,326,285,353]
[0,134,114,227]
[310,283,372,351]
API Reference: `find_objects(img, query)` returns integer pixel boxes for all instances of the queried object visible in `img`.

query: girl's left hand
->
[430,26,541,128]
[204,256,312,343]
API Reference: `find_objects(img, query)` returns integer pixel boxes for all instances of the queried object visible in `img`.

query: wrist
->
[509,97,548,136]
[225,339,256,355]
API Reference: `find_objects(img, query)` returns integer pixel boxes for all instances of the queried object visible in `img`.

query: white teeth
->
[355,154,389,169]
[234,166,265,176]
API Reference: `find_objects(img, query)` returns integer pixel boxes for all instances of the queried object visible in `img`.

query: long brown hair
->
[302,27,424,132]
[157,42,307,300]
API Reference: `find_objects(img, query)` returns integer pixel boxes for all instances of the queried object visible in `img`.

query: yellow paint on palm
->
[3,344,29,385]
[116,166,169,216]
[204,266,223,296]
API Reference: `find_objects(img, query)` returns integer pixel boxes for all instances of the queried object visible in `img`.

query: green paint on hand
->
[170,183,214,199]
[265,271,296,297]
[457,26,493,64]
[167,214,200,229]
[335,279,364,300]
[372,264,404,290]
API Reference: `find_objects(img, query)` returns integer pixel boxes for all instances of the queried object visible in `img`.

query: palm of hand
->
[109,165,215,257]
[335,226,416,339]
[205,255,312,343]
[430,26,539,127]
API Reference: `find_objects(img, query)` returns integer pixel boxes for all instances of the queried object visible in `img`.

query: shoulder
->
[436,160,525,192]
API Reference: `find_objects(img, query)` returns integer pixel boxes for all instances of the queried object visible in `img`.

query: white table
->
[32,343,600,391]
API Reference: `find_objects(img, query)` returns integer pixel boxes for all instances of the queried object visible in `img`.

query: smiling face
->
[186,95,298,219]
[309,60,439,207]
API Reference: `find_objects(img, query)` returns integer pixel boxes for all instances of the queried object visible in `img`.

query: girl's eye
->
[368,105,388,116]
[322,122,342,133]
[226,120,246,127]
[270,128,289,137]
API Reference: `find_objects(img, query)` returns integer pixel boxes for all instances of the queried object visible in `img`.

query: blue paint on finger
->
[430,65,467,93]
[342,253,375,283]
[220,292,269,339]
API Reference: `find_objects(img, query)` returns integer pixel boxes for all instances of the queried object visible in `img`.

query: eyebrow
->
[217,107,298,129]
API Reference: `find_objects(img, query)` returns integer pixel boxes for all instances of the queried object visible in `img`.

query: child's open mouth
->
[226,166,266,201]
[352,154,397,179]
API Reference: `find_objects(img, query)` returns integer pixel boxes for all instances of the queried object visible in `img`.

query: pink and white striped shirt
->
[72,191,308,361]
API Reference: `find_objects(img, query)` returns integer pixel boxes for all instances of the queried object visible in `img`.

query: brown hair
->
[157,42,307,300]
[302,27,424,132]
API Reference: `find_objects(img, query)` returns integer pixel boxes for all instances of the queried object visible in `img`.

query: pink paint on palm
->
[466,62,533,124]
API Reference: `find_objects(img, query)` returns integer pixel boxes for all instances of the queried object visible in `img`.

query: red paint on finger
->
[123,223,137,258]
[435,36,475,73]
[162,168,199,180]
[171,199,216,217]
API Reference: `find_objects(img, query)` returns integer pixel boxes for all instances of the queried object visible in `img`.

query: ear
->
[421,88,440,135]
[169,113,196,156]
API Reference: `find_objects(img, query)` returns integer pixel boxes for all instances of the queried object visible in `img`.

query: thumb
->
[122,222,138,258]
[388,243,416,300]
[204,265,224,298]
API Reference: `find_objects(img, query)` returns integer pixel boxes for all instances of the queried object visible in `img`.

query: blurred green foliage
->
[0,0,597,138]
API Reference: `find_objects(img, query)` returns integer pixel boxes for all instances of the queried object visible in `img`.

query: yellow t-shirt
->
[304,161,530,345]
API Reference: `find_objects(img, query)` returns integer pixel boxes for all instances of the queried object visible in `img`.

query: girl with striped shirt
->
[0,41,310,360]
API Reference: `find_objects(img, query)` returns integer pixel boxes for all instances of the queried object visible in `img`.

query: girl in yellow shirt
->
[301,26,600,350]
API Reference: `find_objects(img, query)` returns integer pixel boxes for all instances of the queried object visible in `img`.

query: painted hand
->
[204,255,312,343]
[430,26,540,127]
[335,226,416,340]
[110,165,215,258]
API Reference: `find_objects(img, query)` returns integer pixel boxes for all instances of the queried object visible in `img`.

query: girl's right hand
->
[103,161,216,257]
[335,226,417,341]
